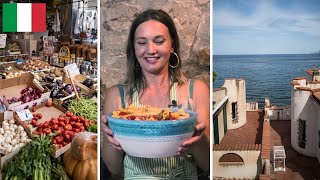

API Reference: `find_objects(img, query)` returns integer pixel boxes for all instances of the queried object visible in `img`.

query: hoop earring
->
[169,52,180,69]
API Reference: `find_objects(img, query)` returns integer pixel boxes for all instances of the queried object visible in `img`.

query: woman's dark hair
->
[126,9,187,100]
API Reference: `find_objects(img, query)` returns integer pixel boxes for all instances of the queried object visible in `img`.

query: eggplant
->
[46,83,57,89]
[56,79,63,86]
[82,78,94,88]
[50,88,60,98]
[64,84,73,94]
[45,75,54,82]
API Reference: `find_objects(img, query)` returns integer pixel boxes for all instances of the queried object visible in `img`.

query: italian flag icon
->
[2,3,46,32]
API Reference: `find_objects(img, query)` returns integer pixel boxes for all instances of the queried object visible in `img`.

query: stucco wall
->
[246,102,258,111]
[291,89,320,157]
[212,150,261,179]
[213,88,227,108]
[222,79,247,130]
[268,108,291,120]
[100,0,210,100]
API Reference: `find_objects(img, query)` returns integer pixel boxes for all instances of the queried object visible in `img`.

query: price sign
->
[64,63,80,78]
[16,109,34,121]
[0,34,7,49]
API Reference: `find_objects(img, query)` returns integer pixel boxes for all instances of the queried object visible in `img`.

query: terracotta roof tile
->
[292,77,306,80]
[261,121,271,160]
[296,86,312,92]
[213,144,261,151]
[306,68,320,75]
[219,153,244,164]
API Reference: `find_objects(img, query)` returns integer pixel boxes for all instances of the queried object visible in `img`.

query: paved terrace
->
[220,110,264,145]
[270,121,320,180]
[220,111,320,179]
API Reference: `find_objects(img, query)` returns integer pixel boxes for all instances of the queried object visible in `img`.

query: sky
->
[213,0,320,55]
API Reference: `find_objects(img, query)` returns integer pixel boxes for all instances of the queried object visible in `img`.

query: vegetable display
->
[0,118,31,155]
[6,86,42,104]
[68,98,97,133]
[3,135,53,180]
[31,111,90,148]
[68,98,97,121]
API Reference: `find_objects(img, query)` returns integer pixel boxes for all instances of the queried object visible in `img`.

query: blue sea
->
[213,54,320,107]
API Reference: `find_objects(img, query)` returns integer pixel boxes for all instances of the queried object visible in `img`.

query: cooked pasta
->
[112,105,190,121]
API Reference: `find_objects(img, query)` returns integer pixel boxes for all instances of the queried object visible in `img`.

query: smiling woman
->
[100,5,210,180]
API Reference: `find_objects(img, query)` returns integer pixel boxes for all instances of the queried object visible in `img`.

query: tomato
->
[43,128,51,135]
[62,142,68,146]
[80,126,85,132]
[74,122,81,128]
[54,129,62,136]
[70,115,78,121]
[42,122,49,128]
[59,121,65,127]
[65,119,70,124]
[46,101,52,107]
[74,128,81,133]
[33,116,39,121]
[32,131,39,135]
[70,121,75,126]
[52,139,57,144]
[51,124,59,131]
[58,117,65,121]
[37,126,43,132]
[31,120,38,127]
[63,132,71,141]
[169,112,177,120]
[55,136,63,144]
[65,124,72,131]
[83,121,90,128]
[32,107,37,112]
[127,116,136,120]
[66,111,73,117]
[37,113,42,119]
[119,112,127,115]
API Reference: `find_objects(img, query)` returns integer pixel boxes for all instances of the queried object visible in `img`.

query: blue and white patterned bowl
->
[107,110,197,158]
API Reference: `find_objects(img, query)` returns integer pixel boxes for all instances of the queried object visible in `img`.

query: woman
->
[101,9,210,179]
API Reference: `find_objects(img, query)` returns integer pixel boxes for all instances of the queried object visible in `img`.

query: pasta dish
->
[111,105,190,121]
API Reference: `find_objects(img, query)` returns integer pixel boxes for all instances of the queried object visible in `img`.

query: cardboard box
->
[14,102,69,158]
[0,73,50,110]
[1,62,23,74]
[62,64,95,95]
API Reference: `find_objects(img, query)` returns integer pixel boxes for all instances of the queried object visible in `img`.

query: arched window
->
[219,153,244,165]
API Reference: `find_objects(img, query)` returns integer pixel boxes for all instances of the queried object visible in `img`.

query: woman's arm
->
[101,85,125,174]
[178,80,210,171]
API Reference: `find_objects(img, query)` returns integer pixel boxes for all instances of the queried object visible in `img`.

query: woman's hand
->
[101,115,123,151]
[177,121,206,155]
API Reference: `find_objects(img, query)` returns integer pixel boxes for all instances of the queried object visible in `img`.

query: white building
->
[213,79,269,179]
[291,69,320,163]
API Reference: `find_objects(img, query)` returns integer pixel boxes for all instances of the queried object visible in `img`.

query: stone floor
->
[270,120,320,180]
[220,110,264,145]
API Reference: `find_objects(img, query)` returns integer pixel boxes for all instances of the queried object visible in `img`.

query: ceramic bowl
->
[107,110,197,158]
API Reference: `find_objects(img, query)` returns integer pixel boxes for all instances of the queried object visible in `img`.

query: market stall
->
[0,0,97,179]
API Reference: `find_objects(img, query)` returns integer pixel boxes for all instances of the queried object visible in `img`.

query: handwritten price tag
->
[64,63,80,78]
[16,109,34,121]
